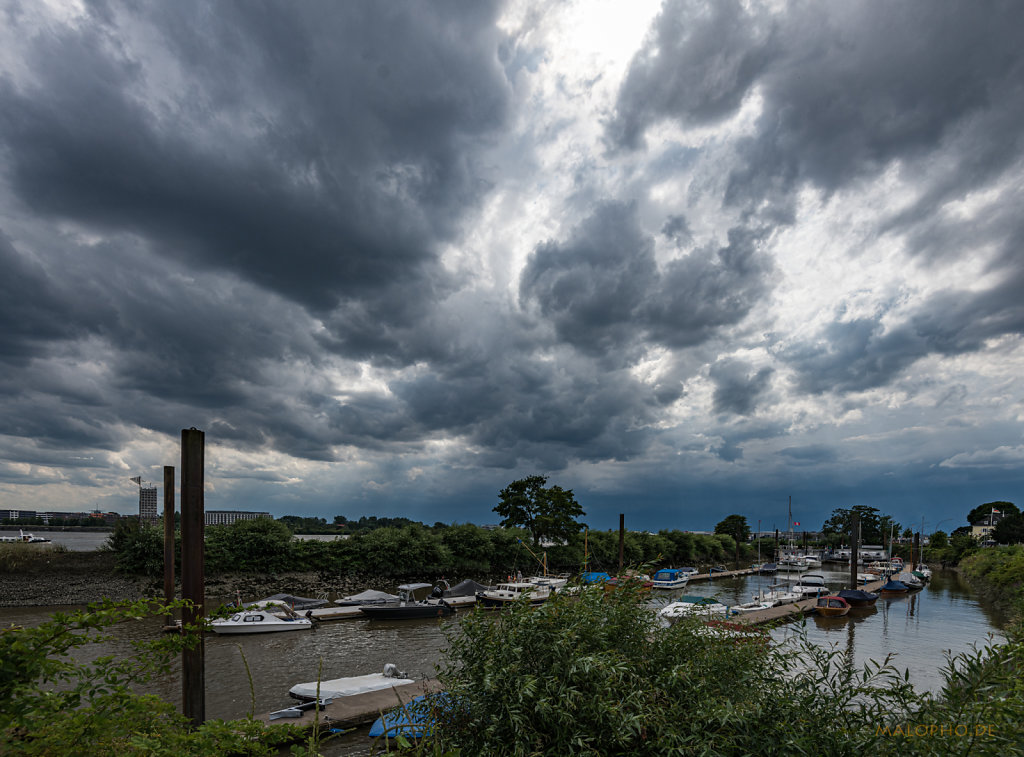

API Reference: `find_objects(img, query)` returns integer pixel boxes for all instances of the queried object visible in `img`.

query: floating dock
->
[733,578,886,626]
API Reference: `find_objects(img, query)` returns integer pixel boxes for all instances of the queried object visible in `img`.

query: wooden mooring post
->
[180,428,205,726]
[618,514,625,574]
[850,513,860,588]
[163,465,175,628]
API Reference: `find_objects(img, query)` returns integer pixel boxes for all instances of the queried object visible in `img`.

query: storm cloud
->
[1,1,1023,531]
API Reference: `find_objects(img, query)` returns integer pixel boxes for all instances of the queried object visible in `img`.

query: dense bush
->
[103,519,165,576]
[427,582,1024,756]
[0,599,304,756]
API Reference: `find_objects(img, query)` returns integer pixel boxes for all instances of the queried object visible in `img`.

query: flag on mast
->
[130,476,141,485]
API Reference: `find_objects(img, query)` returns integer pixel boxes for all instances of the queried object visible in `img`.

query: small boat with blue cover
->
[651,568,690,589]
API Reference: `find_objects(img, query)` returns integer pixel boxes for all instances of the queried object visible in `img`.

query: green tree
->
[992,512,1024,544]
[822,505,883,542]
[714,514,750,563]
[967,501,1019,525]
[494,476,586,546]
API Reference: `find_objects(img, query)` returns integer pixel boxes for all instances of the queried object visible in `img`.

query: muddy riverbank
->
[0,549,444,608]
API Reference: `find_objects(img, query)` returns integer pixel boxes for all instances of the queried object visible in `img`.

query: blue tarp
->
[580,571,612,584]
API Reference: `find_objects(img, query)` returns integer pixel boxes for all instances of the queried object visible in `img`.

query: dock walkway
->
[734,578,886,626]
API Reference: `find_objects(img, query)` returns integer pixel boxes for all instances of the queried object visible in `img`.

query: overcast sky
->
[1,0,1022,533]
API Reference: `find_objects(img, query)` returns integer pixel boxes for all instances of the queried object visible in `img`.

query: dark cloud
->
[0,1,510,325]
[519,203,774,359]
[783,267,1024,395]
[709,358,773,415]
[611,1,1024,211]
[606,0,777,150]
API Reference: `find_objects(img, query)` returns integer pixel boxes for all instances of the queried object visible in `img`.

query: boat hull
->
[359,603,454,620]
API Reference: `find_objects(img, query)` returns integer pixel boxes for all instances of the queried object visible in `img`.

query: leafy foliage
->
[205,517,295,573]
[103,518,166,576]
[423,579,1024,756]
[494,476,586,546]
[992,512,1024,544]
[0,599,303,756]
[966,501,1019,525]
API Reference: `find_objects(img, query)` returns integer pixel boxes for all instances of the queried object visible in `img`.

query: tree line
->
[104,516,755,578]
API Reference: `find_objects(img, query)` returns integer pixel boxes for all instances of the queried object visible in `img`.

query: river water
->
[2,564,1007,754]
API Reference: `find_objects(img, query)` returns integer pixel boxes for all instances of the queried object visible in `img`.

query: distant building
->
[139,485,158,522]
[205,510,272,527]
[971,511,1006,542]
[0,509,38,522]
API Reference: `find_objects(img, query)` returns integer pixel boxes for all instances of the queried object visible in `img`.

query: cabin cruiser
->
[358,583,456,620]
[476,581,551,609]
[790,573,829,598]
[210,608,313,634]
[651,568,691,589]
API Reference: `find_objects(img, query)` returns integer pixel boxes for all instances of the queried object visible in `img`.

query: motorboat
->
[246,593,329,612]
[913,564,933,581]
[476,581,551,609]
[815,595,851,617]
[837,588,879,607]
[790,574,829,598]
[651,568,691,589]
[756,563,778,575]
[335,589,399,606]
[658,596,730,624]
[288,663,413,701]
[525,573,570,591]
[0,530,51,543]
[677,567,699,578]
[730,599,774,615]
[894,571,924,590]
[209,608,313,634]
[368,692,452,741]
[358,583,456,620]
[755,586,801,606]
[880,579,909,595]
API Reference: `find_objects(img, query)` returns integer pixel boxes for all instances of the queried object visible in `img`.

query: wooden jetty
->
[686,567,756,582]
[733,578,886,626]
[259,679,443,730]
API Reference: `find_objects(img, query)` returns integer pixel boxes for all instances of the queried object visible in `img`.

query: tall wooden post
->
[618,514,625,575]
[163,465,175,627]
[850,513,860,588]
[180,428,205,726]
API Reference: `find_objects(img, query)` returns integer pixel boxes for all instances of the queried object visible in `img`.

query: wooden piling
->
[163,465,175,628]
[180,428,205,726]
[618,514,625,574]
[850,513,860,588]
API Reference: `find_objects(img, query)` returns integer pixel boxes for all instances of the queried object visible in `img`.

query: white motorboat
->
[209,608,313,634]
[756,586,800,606]
[525,574,570,591]
[651,568,691,589]
[895,571,924,590]
[288,664,413,701]
[658,596,730,624]
[476,582,551,609]
[730,600,774,615]
[790,573,829,598]
[913,563,932,581]
[0,530,51,544]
